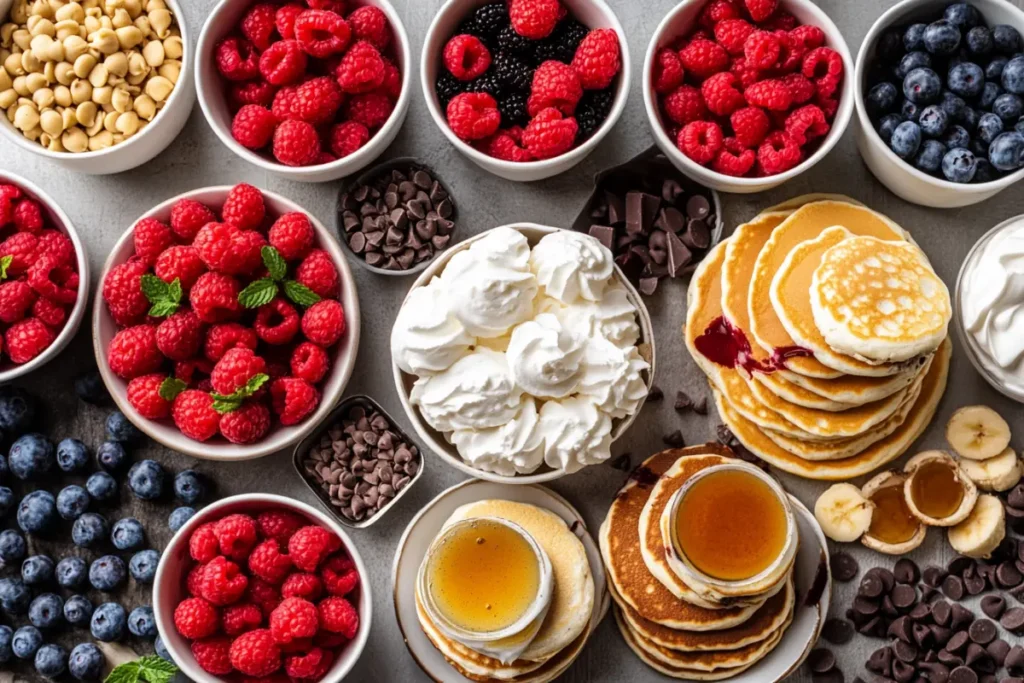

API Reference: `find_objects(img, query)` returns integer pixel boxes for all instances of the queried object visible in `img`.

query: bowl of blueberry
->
[855,0,1024,207]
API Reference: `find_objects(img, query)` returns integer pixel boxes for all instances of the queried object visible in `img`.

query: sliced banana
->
[947,494,1006,559]
[946,405,1012,461]
[860,471,926,555]
[958,447,1023,492]
[903,451,978,527]
[814,483,874,542]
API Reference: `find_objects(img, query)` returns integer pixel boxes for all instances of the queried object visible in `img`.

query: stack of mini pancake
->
[415,499,596,683]
[600,445,796,680]
[684,196,953,481]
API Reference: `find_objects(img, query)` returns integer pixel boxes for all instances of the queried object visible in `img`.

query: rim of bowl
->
[419,0,632,174]
[153,493,372,683]
[91,186,362,461]
[390,223,656,485]
[0,0,192,161]
[643,0,856,188]
[195,0,412,179]
[854,0,1024,192]
[0,171,90,383]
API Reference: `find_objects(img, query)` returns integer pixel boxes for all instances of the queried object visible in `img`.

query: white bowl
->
[420,0,631,182]
[0,0,195,175]
[153,494,372,683]
[854,0,1024,208]
[196,0,412,184]
[92,186,362,461]
[391,223,656,485]
[643,0,856,194]
[0,171,89,382]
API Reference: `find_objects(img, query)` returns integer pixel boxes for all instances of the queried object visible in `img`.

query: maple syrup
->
[866,483,919,545]
[910,460,964,519]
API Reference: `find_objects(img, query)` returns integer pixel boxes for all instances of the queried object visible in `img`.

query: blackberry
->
[534,19,589,64]
[497,24,532,57]
[575,89,614,142]
[466,72,505,98]
[498,90,529,127]
[470,2,510,40]
[494,51,535,92]
[435,72,465,107]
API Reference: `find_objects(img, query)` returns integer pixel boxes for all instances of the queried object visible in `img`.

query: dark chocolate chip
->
[914,621,935,649]
[919,662,950,683]
[931,625,953,647]
[988,639,1010,667]
[893,583,917,609]
[924,566,948,587]
[964,572,987,596]
[939,649,965,667]
[808,648,836,674]
[1008,484,1024,509]
[895,558,921,585]
[857,615,882,636]
[658,207,685,234]
[947,631,970,654]
[948,557,975,577]
[832,552,859,582]
[999,561,1023,588]
[861,572,885,599]
[682,218,711,250]
[950,603,975,631]
[933,600,952,627]
[662,430,686,448]
[867,646,894,675]
[893,660,916,682]
[882,594,899,618]
[822,618,854,645]
[889,615,914,643]
[981,596,1006,620]
[967,642,996,674]
[647,386,663,402]
[942,576,965,601]
[686,194,710,220]
[894,640,919,664]
[1002,607,1024,635]
[950,666,978,683]
[969,619,997,645]
[1007,645,1024,674]
[910,602,932,621]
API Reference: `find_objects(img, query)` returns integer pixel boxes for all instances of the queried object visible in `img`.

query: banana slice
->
[814,483,874,542]
[946,406,1012,461]
[958,448,1024,492]
[947,494,1006,559]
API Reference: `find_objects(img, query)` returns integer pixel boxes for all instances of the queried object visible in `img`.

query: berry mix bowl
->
[643,0,855,193]
[421,0,631,182]
[153,493,371,682]
[92,184,361,461]
[854,0,1024,208]
[195,0,412,183]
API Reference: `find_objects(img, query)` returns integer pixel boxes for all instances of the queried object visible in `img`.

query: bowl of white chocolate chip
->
[391,224,656,484]
[0,0,194,174]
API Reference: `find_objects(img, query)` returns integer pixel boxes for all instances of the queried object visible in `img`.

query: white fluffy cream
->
[506,314,585,399]
[529,230,614,304]
[391,277,475,375]
[577,338,650,419]
[450,398,545,476]
[538,281,640,350]
[537,397,613,474]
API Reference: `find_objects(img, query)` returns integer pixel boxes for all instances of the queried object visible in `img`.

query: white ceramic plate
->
[391,479,610,683]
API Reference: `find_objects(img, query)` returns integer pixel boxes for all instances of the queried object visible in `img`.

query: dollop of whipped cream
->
[537,397,613,474]
[450,398,544,477]
[442,228,538,338]
[577,337,650,419]
[530,230,614,304]
[506,314,585,398]
[410,348,524,433]
[391,277,475,375]
[537,280,640,350]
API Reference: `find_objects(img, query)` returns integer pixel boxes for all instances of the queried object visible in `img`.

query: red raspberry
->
[379,58,402,100]
[201,555,249,606]
[273,120,322,167]
[285,647,333,680]
[758,130,803,174]
[527,60,582,116]
[765,10,797,30]
[571,29,621,90]
[321,554,359,597]
[446,92,501,141]
[108,325,161,379]
[679,39,729,79]
[170,199,217,241]
[35,230,74,266]
[223,603,264,636]
[287,526,341,572]
[190,523,219,562]
[652,48,685,94]
[802,46,843,81]
[260,40,308,86]
[509,0,560,40]
[785,103,829,145]
[192,636,233,675]
[295,250,339,299]
[176,358,213,386]
[204,323,258,362]
[230,629,282,677]
[173,389,221,441]
[699,0,741,27]
[701,71,745,116]
[255,298,301,345]
[276,3,304,39]
[127,373,172,419]
[230,81,279,110]
[5,318,54,364]
[301,299,346,347]
[522,107,577,160]
[678,120,724,165]
[290,341,329,383]
[329,121,369,158]
[268,213,314,262]
[781,72,815,104]
[348,5,390,50]
[308,0,346,11]
[232,105,279,150]
[0,280,35,323]
[282,573,324,602]
[345,92,393,130]
[295,9,352,58]
[216,514,259,560]
[712,137,756,175]
[248,578,283,617]
[249,539,294,585]
[212,347,267,396]
[241,3,278,50]
[814,72,842,101]
[817,93,839,120]
[187,563,208,596]
[175,597,220,640]
[220,401,271,444]
[318,596,359,638]
[271,377,320,426]
[443,35,491,81]
[480,128,533,162]
[715,19,755,55]
[789,25,825,52]
[663,84,706,125]
[744,30,780,69]
[294,77,343,126]
[31,297,65,328]
[745,78,792,110]
[0,196,11,227]
[270,597,318,645]
[12,198,42,233]
[271,85,301,121]
[314,630,349,649]
[156,246,206,292]
[0,232,40,277]
[216,37,260,81]
[335,41,385,94]
[133,218,175,265]
[28,255,78,305]
[744,0,778,23]
[194,223,265,276]
[730,106,770,147]
[258,510,306,544]
[222,184,266,232]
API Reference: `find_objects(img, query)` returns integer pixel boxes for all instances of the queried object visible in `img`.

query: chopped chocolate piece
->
[610,454,631,471]
[638,277,659,296]
[895,559,921,585]
[674,391,693,411]
[625,192,647,235]
[692,397,707,415]
[666,230,693,277]
[589,224,616,252]
[942,575,966,601]
[1002,607,1024,635]
[349,232,367,254]
[981,596,1006,620]
[605,191,625,225]
[924,566,948,587]
[662,430,686,448]
[647,385,663,402]
[808,648,836,674]
[686,194,711,220]
[822,618,854,645]
[831,552,859,582]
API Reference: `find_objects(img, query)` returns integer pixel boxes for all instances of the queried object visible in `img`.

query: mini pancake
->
[763,193,866,213]
[811,236,951,364]
[751,370,860,411]
[774,362,921,405]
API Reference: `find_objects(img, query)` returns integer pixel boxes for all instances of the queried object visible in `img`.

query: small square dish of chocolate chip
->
[294,395,424,529]
[573,150,723,296]
[338,157,457,275]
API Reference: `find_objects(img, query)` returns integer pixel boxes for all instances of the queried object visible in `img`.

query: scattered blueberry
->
[128,459,165,500]
[994,93,1024,121]
[897,51,931,79]
[90,602,126,642]
[943,124,971,149]
[0,453,6,480]
[1016,116,1024,134]
[154,635,172,663]
[0,387,35,435]
[69,643,104,681]
[966,25,994,56]
[17,490,56,534]
[970,136,988,159]
[978,112,1005,144]
[915,139,948,174]
[12,625,41,659]
[943,147,979,182]
[0,625,10,663]
[57,485,90,520]
[975,157,1001,181]
[0,486,11,516]
[89,555,126,592]
[56,557,88,589]
[21,555,54,585]
[72,512,109,548]
[989,131,1024,170]
[174,469,205,505]
[948,61,985,98]
[902,99,922,121]
[63,595,93,627]
[924,21,962,55]
[129,549,160,583]
[56,438,89,473]
[74,370,109,405]
[904,23,927,51]
[0,577,31,615]
[85,471,117,502]
[962,105,981,131]
[987,55,1010,80]
[0,529,26,564]
[919,105,949,137]
[879,29,905,62]
[35,643,67,678]
[993,25,1023,55]
[28,593,63,630]
[904,67,942,103]
[1004,55,1024,94]
[96,441,128,473]
[128,605,157,638]
[111,517,144,550]
[169,506,196,532]
[878,113,903,144]
[105,411,142,443]
[892,121,923,158]
[8,434,55,480]
[944,3,982,29]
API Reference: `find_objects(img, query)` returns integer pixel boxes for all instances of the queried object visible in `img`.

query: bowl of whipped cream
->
[390,224,656,484]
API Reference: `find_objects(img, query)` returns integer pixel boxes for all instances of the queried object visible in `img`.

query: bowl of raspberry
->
[0,171,89,383]
[643,0,855,193]
[93,183,361,461]
[195,0,412,183]
[421,0,631,182]
[153,494,371,682]
[854,0,1024,207]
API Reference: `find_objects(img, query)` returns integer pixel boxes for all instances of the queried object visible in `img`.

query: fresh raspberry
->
[281,573,324,601]
[12,198,42,234]
[269,597,318,645]
[802,46,843,81]
[260,40,308,86]
[662,85,707,125]
[785,104,829,145]
[248,578,283,618]
[5,318,54,364]
[171,199,217,241]
[276,3,305,39]
[509,0,560,40]
[730,106,770,147]
[155,246,206,293]
[211,347,267,396]
[192,637,234,675]
[444,35,491,81]
[314,631,349,649]
[522,107,578,159]
[765,10,797,30]
[345,92,394,130]
[127,373,172,419]
[242,3,278,50]
[679,39,729,79]
[230,629,282,677]
[255,298,301,345]
[789,24,825,53]
[335,40,386,94]
[446,92,501,141]
[187,563,208,596]
[743,30,780,69]
[294,77,343,126]
[744,0,778,23]
[190,523,219,562]
[174,597,220,639]
[321,554,359,597]
[220,401,271,444]
[201,555,249,606]
[271,85,301,121]
[348,5,390,50]
[699,0,742,27]
[301,299,346,347]
[216,37,260,81]
[222,184,267,232]
[814,72,841,101]
[230,81,279,110]
[295,250,339,299]
[294,9,352,58]
[0,184,20,201]
[31,297,65,328]
[329,121,369,158]
[28,255,78,305]
[772,29,805,73]
[715,19,755,55]
[0,280,35,323]
[133,218,175,265]
[285,647,333,680]
[781,72,815,104]
[701,71,745,116]
[266,361,291,385]
[318,596,359,638]
[308,0,346,11]
[232,105,279,150]
[287,526,341,572]
[0,196,10,227]
[194,223,265,276]
[289,342,329,383]
[817,93,839,120]
[35,230,74,266]
[712,137,756,175]
[223,603,264,636]
[571,29,621,90]
[480,128,533,162]
[379,58,402,100]
[202,323,257,363]
[216,514,259,560]
[173,389,221,441]
[527,61,582,116]
[271,377,320,426]
[0,232,40,277]
[108,325,161,379]
[258,510,307,544]
[266,213,314,263]
[758,130,803,174]
[247,539,294,585]
[273,120,322,167]
[678,120,724,165]
[745,78,792,110]
[176,358,214,387]
[652,48,685,94]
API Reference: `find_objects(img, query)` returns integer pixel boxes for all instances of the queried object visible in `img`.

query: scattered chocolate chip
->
[867,646,894,675]
[893,659,916,682]
[950,603,976,631]
[860,572,885,599]
[610,453,632,471]
[999,561,1023,588]
[939,649,965,667]
[913,621,934,648]
[831,551,859,583]
[822,618,854,645]
[888,615,913,643]
[692,397,707,415]
[948,631,971,654]
[950,666,979,683]
[949,556,975,577]
[1002,607,1024,635]
[662,430,686,448]
[931,624,954,647]
[646,385,663,402]
[808,648,836,674]
[967,642,996,674]
[969,619,997,645]
[674,391,692,411]
[1008,645,1024,674]
[853,595,880,617]
[894,640,919,664]
[981,595,1006,620]
[892,583,917,609]
[933,600,952,626]
[895,558,921,585]
[924,566,949,587]
[686,194,710,220]
[1008,484,1024,509]
[943,575,966,601]
[919,661,950,683]
[988,639,1011,668]
[965,572,988,596]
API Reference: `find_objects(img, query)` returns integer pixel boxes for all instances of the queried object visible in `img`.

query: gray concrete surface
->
[4,0,1024,681]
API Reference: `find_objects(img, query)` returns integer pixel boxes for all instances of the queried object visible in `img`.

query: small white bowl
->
[854,0,1024,208]
[0,0,195,175]
[195,0,412,184]
[0,171,89,383]
[643,0,855,194]
[92,186,362,461]
[153,494,372,683]
[420,0,631,183]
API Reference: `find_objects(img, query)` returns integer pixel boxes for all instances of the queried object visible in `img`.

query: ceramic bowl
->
[195,0,412,183]
[92,186,361,461]
[643,0,855,194]
[0,0,195,175]
[153,494,371,683]
[420,0,631,182]
[854,0,1024,208]
[391,223,656,485]
[0,171,89,382]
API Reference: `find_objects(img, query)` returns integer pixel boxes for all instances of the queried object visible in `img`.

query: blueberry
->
[994,25,1023,55]
[877,113,904,144]
[63,595,93,626]
[106,411,142,443]
[56,557,88,589]
[89,555,126,592]
[942,147,978,182]
[174,469,205,505]
[961,106,981,131]
[924,21,962,56]
[919,105,949,137]
[28,593,63,629]
[0,625,10,663]
[21,554,54,585]
[989,131,1024,170]
[994,93,1024,121]
[891,120,923,158]
[0,486,11,516]
[74,370,108,405]
[57,485,90,520]
[86,471,117,502]
[35,644,67,678]
[868,82,899,118]
[944,123,972,149]
[90,602,126,642]
[0,577,30,615]
[18,490,56,534]
[902,99,922,121]
[904,67,942,104]
[978,112,1005,144]
[966,26,994,57]
[1017,116,1024,134]
[169,506,196,532]
[96,441,128,473]
[979,81,1002,110]
[128,605,156,638]
[974,157,1001,182]
[878,29,906,62]
[155,635,172,663]
[970,136,989,157]
[948,62,986,98]
[1003,56,1024,94]
[0,387,35,435]
[128,459,165,500]
[56,438,89,473]
[12,625,41,659]
[111,517,144,550]
[72,512,109,548]
[987,56,1009,80]
[897,51,931,79]
[0,528,26,564]
[9,434,55,480]
[914,139,947,174]
[129,549,160,583]
[904,23,927,51]
[0,454,6,480]
[69,643,103,681]
[944,4,982,30]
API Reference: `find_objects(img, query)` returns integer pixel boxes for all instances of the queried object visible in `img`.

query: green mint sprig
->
[140,274,183,318]
[158,377,188,402]
[105,655,178,683]
[211,373,269,414]
[238,246,320,309]
[0,255,13,281]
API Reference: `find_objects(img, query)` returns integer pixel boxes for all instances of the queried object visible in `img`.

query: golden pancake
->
[774,362,921,405]
[763,193,866,213]
[750,370,859,411]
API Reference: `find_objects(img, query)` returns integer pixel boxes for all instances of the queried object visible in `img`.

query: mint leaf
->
[140,274,169,301]
[210,373,269,415]
[105,661,141,683]
[238,278,278,309]
[211,396,243,414]
[262,246,287,281]
[140,275,182,318]
[283,280,321,307]
[242,373,269,396]
[0,255,13,280]
[159,377,187,402]
[136,655,178,683]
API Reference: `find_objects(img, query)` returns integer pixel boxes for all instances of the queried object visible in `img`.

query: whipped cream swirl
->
[410,348,524,432]
[450,398,545,476]
[577,337,650,419]
[538,281,640,350]
[506,314,585,398]
[530,230,614,304]
[391,277,475,375]
[537,397,613,474]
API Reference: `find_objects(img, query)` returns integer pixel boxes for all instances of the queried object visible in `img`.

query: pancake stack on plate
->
[684,196,953,481]
[600,445,796,680]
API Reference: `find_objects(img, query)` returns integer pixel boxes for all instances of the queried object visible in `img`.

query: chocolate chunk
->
[860,572,885,599]
[867,646,894,675]
[933,600,952,626]
[666,230,693,277]
[894,640,919,664]
[892,583,917,609]
[942,575,965,601]
[831,552,859,582]
[947,632,970,654]
[686,194,711,219]
[638,277,659,296]
[610,454,631,471]
[1002,607,1024,635]
[589,224,616,252]
[692,397,707,415]
[924,566,948,587]
[895,559,921,585]
[625,192,656,235]
[988,639,1010,667]
[950,666,978,683]
[950,603,975,631]
[981,595,1006,620]
[822,618,854,645]
[948,557,975,577]
[662,430,686,448]
[1007,645,1024,674]
[674,391,693,411]
[999,561,1023,588]
[808,648,836,673]
[605,191,625,225]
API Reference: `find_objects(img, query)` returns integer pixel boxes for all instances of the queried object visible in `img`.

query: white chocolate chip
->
[31,86,54,108]
[13,102,39,130]
[114,25,142,50]
[75,99,96,126]
[143,73,170,101]
[88,128,113,149]
[62,125,88,151]
[39,107,62,135]
[87,62,107,87]
[104,50,127,77]
[141,38,162,67]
